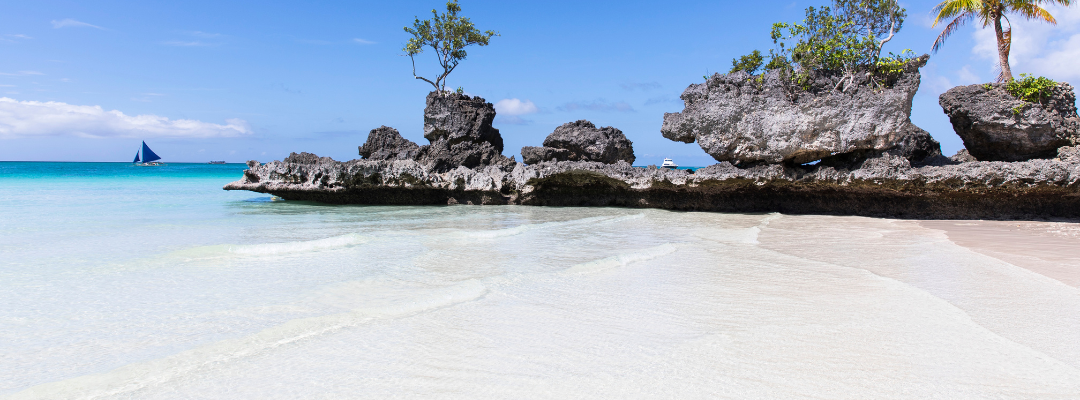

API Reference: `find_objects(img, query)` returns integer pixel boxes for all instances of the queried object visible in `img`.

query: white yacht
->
[660,158,679,169]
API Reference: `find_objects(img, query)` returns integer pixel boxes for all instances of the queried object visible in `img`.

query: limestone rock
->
[283,152,335,164]
[423,91,503,150]
[420,91,509,172]
[520,120,635,164]
[939,83,1079,161]
[358,126,421,161]
[950,149,977,163]
[521,146,571,164]
[418,140,513,172]
[661,56,933,165]
[1059,146,1080,163]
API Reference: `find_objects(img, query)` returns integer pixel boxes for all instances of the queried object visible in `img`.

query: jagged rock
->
[226,151,1080,220]
[661,55,933,165]
[939,83,1079,161]
[553,120,634,163]
[1059,146,1080,163]
[950,149,977,163]
[420,91,509,172]
[521,146,572,164]
[423,91,503,149]
[283,152,335,164]
[358,126,420,161]
[417,139,513,172]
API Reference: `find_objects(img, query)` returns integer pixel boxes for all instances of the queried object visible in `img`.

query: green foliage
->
[1006,73,1058,103]
[403,0,499,92]
[455,86,465,94]
[983,83,994,91]
[770,0,906,73]
[730,50,765,74]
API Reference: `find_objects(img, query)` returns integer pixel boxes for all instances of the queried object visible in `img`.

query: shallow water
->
[1,162,1078,399]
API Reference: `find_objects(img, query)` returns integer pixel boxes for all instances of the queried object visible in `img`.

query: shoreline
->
[919,220,1080,287]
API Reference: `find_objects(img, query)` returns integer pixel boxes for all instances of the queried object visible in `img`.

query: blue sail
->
[141,141,162,163]
[133,151,141,163]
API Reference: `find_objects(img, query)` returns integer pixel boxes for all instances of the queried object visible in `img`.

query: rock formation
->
[227,152,1080,220]
[1059,146,1080,163]
[521,120,635,165]
[661,55,939,165]
[224,71,1080,220]
[284,152,336,164]
[358,126,420,161]
[939,83,1079,162]
[356,92,513,172]
[520,146,572,164]
[419,91,510,172]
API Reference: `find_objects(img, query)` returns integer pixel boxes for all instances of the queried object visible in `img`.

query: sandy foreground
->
[918,219,1080,287]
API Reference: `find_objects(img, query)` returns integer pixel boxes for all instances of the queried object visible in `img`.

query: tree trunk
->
[994,12,1013,82]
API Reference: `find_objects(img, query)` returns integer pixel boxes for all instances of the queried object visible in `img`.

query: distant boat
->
[133,141,164,166]
[207,161,227,164]
[661,158,679,169]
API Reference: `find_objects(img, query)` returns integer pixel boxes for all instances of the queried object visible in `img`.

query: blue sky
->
[0,0,1076,165]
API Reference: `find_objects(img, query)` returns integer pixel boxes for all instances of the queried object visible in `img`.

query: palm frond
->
[932,0,987,26]
[933,12,975,53]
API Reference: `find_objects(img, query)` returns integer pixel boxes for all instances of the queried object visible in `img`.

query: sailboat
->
[133,141,164,166]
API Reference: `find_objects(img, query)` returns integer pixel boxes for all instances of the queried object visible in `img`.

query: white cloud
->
[0,98,252,139]
[1,34,32,42]
[352,38,376,45]
[956,65,981,85]
[51,19,105,30]
[494,98,538,115]
[971,4,1080,81]
[0,71,44,76]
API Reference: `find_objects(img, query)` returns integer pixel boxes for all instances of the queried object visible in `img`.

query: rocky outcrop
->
[226,151,1080,220]
[521,120,635,165]
[939,83,1079,162]
[661,56,937,165]
[284,152,336,164]
[419,91,511,172]
[950,149,978,163]
[521,146,572,164]
[1059,146,1080,163]
[358,126,420,161]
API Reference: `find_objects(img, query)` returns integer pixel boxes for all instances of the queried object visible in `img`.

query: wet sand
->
[919,220,1080,287]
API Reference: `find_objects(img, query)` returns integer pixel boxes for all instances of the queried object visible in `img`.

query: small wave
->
[457,213,645,239]
[9,280,487,399]
[228,233,369,256]
[165,234,372,261]
[560,243,679,275]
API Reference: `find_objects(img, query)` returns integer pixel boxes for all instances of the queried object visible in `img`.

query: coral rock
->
[661,56,934,165]
[939,83,1079,162]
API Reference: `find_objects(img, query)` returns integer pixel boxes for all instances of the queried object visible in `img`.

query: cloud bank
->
[494,98,538,115]
[972,5,1080,81]
[0,98,252,139]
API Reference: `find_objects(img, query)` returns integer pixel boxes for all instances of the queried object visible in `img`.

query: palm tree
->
[931,0,1071,82]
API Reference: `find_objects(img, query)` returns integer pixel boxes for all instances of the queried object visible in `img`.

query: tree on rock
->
[403,0,498,92]
[931,0,1072,82]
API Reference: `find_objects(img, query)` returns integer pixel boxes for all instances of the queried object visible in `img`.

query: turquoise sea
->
[2,162,1079,399]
